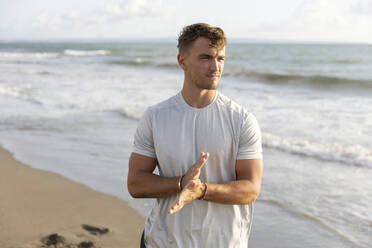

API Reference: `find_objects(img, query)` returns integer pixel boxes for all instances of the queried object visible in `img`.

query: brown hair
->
[177,23,227,53]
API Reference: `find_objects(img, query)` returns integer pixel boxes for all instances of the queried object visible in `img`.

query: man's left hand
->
[168,179,205,214]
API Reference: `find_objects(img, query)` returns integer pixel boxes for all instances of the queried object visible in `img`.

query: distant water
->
[0,41,371,248]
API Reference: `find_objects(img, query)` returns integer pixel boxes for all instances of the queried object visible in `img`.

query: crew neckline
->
[177,91,219,111]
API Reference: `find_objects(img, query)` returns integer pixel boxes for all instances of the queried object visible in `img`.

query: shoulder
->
[215,92,252,119]
[145,94,179,116]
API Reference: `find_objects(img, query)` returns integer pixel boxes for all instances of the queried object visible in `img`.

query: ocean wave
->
[0,49,111,60]
[0,85,29,98]
[108,58,151,66]
[157,62,179,68]
[329,58,365,64]
[37,70,52,75]
[0,52,59,60]
[287,58,366,65]
[262,133,372,167]
[107,58,179,68]
[0,85,43,105]
[117,107,144,121]
[64,49,111,56]
[224,70,372,88]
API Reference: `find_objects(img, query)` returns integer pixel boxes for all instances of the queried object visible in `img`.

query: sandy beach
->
[0,146,145,248]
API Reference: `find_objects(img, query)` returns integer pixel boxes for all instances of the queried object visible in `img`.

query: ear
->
[177,53,186,70]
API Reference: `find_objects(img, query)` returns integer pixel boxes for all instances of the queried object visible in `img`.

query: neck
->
[181,83,216,109]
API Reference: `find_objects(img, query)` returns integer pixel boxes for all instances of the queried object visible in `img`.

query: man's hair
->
[177,23,227,53]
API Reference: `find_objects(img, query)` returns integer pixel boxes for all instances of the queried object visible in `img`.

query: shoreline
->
[0,146,145,248]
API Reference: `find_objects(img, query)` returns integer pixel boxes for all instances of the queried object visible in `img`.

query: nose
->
[209,58,219,72]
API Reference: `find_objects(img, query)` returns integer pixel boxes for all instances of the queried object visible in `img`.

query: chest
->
[152,110,239,176]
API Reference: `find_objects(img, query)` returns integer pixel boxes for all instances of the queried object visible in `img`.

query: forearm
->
[203,179,260,205]
[168,158,263,214]
[128,170,181,198]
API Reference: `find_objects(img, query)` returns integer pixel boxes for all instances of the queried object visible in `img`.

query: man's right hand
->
[168,152,209,214]
[181,152,209,189]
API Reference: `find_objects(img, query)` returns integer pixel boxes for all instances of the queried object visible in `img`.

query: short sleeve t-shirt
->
[132,91,262,248]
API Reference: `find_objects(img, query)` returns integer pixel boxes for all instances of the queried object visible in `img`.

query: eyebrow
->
[198,53,211,57]
[198,53,225,59]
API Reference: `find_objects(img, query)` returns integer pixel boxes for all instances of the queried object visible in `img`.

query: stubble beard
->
[193,77,220,90]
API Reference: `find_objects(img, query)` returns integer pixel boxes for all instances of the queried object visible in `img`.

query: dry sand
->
[0,147,145,248]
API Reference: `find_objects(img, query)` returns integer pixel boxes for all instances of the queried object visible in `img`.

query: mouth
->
[207,74,220,79]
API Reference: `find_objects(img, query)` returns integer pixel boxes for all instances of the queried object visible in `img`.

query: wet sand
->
[0,147,145,248]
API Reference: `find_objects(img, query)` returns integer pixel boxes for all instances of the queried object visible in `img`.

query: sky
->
[1,0,372,43]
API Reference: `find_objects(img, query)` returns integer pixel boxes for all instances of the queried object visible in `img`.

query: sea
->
[0,40,371,248]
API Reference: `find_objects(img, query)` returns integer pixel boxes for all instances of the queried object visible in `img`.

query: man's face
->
[179,37,225,90]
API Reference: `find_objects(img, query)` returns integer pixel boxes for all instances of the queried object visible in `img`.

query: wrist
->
[177,176,184,191]
[198,183,207,200]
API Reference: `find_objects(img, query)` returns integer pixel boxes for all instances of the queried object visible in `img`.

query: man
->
[127,23,263,248]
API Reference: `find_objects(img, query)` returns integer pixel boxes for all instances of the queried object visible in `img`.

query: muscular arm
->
[128,152,209,199]
[203,158,263,205]
[127,153,180,198]
[128,151,263,214]
[168,157,263,214]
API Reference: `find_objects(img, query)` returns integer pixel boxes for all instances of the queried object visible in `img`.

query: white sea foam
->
[64,49,111,56]
[0,85,44,111]
[262,133,372,167]
[0,52,59,59]
[0,85,29,98]
[118,106,145,120]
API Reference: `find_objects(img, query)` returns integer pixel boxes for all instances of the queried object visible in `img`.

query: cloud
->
[31,10,82,35]
[62,10,80,20]
[26,1,174,39]
[247,0,372,43]
[34,14,48,28]
[351,0,372,14]
[290,0,348,28]
[33,11,80,28]
[104,0,168,19]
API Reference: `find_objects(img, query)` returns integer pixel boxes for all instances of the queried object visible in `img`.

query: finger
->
[198,152,205,163]
[192,152,207,171]
[195,152,207,167]
[168,181,197,214]
[189,153,206,177]
[195,152,209,170]
[168,188,189,214]
[168,199,184,214]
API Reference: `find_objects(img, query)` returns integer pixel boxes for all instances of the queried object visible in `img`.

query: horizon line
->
[0,37,370,45]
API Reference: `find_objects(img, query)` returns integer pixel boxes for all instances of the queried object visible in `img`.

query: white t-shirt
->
[132,91,262,248]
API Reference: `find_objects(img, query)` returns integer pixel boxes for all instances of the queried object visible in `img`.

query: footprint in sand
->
[40,225,109,248]
[81,225,109,236]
